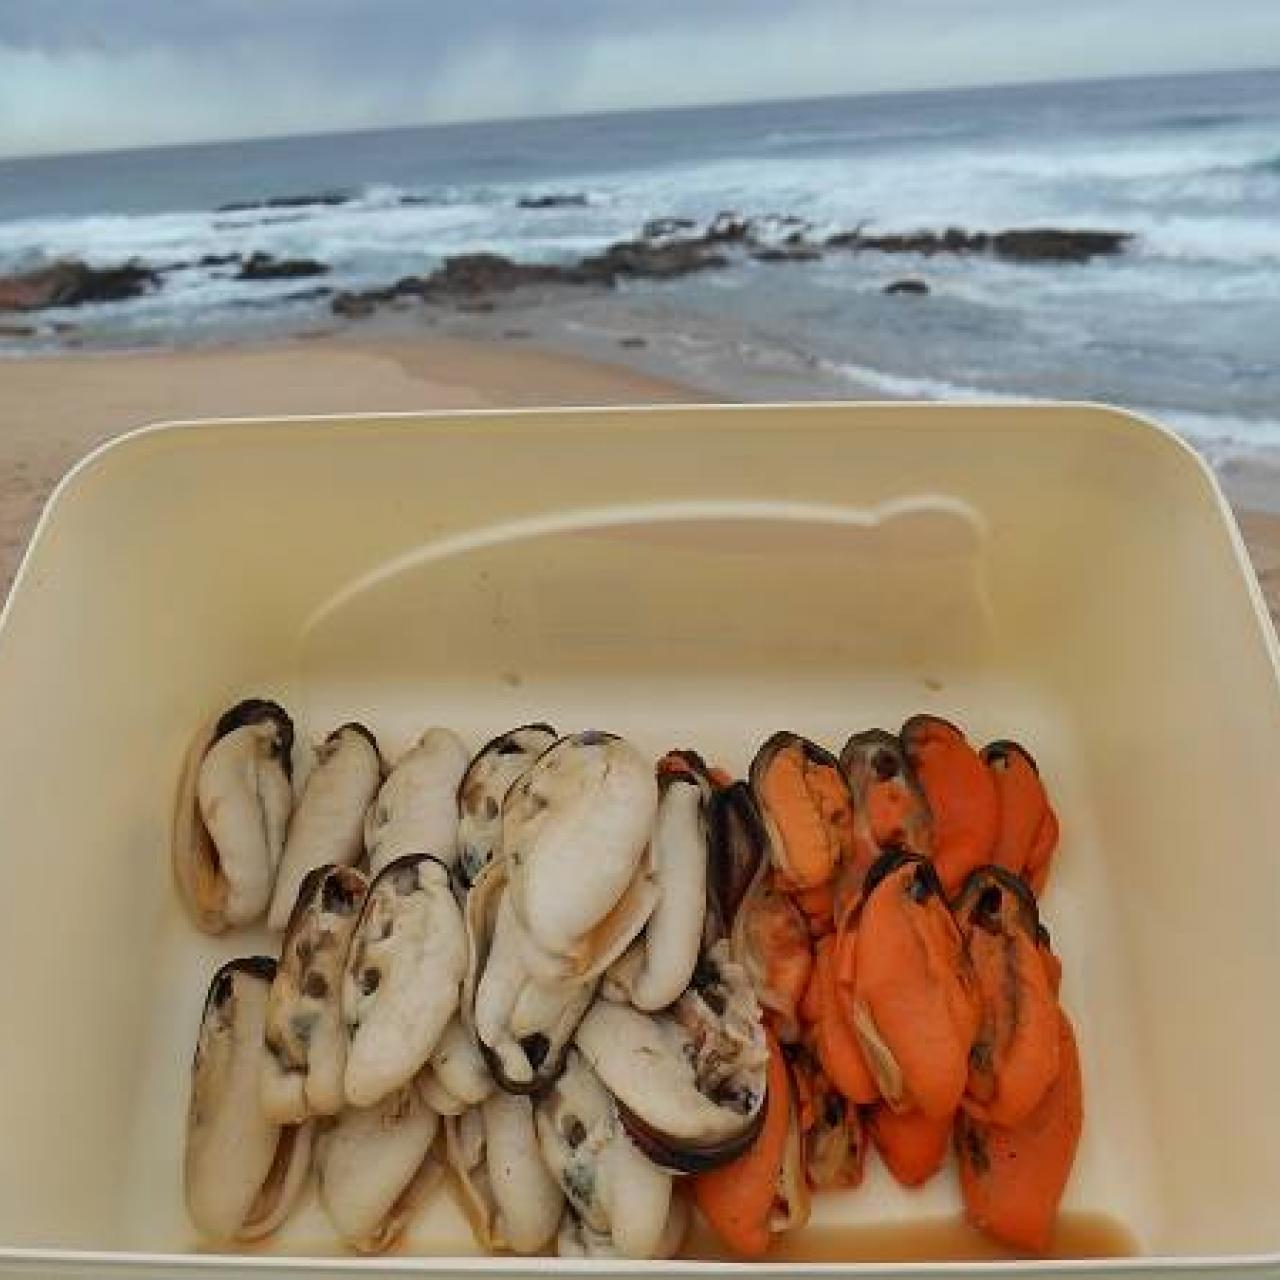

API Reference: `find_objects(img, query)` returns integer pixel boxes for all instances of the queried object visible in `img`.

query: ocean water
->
[1,68,1279,450]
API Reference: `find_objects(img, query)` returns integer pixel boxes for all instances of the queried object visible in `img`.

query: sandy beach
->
[0,337,707,599]
[2,336,1279,630]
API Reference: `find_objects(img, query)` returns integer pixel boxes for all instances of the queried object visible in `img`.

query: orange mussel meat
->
[867,1102,953,1187]
[901,716,998,896]
[839,729,932,896]
[982,741,1059,893]
[694,1028,808,1258]
[751,733,856,896]
[807,932,879,1105]
[957,1006,1083,1254]
[954,866,1061,1128]
[848,853,979,1119]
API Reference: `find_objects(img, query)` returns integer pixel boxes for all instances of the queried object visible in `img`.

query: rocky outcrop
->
[517,193,589,209]
[703,211,753,243]
[419,253,583,295]
[578,238,729,280]
[990,228,1130,262]
[825,225,1129,261]
[826,227,979,253]
[236,252,330,280]
[0,260,160,311]
[217,191,352,213]
[330,238,728,316]
[752,245,822,263]
[884,278,930,295]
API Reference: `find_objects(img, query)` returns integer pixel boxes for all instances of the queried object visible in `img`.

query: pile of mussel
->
[174,703,1080,1259]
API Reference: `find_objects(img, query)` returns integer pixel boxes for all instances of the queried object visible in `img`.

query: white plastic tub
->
[0,402,1277,1277]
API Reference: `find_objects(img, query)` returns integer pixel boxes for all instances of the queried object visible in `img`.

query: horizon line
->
[2,60,1277,165]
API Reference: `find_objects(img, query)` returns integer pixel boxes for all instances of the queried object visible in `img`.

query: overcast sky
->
[1,0,1278,158]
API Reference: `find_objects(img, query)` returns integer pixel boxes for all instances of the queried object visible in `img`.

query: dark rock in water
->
[704,210,752,243]
[159,252,243,273]
[421,252,580,295]
[236,252,330,281]
[0,322,36,337]
[941,226,976,250]
[619,335,648,348]
[216,190,352,213]
[884,278,930,295]
[824,224,1129,262]
[865,230,983,254]
[991,228,1130,262]
[0,259,160,311]
[643,216,696,239]
[579,239,729,280]
[332,292,379,319]
[824,227,986,254]
[517,193,589,209]
[331,273,433,317]
[390,275,430,298]
[752,245,823,263]
[331,235,730,317]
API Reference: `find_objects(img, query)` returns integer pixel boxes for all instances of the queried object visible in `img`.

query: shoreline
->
[2,331,1280,628]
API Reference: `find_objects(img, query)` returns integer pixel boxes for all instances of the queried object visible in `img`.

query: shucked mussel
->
[579,942,769,1173]
[261,863,368,1123]
[465,731,661,1094]
[177,709,1075,1260]
[269,722,382,930]
[365,727,469,878]
[186,958,313,1242]
[173,699,294,933]
[343,853,468,1108]
[456,723,557,888]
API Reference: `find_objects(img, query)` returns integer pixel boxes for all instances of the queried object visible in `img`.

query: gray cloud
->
[1,0,1278,156]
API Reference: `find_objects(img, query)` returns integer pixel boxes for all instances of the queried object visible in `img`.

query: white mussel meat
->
[575,940,768,1173]
[343,854,468,1107]
[502,731,659,977]
[261,864,368,1123]
[465,864,596,1093]
[174,698,294,933]
[316,1079,442,1254]
[417,1016,494,1116]
[445,1091,563,1255]
[185,958,313,1243]
[535,1049,674,1259]
[457,723,557,889]
[605,752,710,1011]
[268,723,383,930]
[365,727,469,877]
